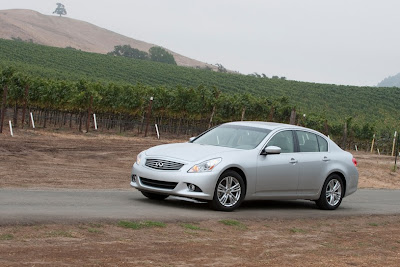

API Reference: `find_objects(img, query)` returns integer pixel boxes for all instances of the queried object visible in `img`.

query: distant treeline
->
[107,45,177,65]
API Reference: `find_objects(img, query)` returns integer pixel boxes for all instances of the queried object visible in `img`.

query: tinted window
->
[193,125,271,150]
[317,135,328,152]
[297,131,319,152]
[267,131,294,153]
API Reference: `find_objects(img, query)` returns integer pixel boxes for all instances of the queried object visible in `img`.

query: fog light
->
[187,183,202,192]
[188,184,196,191]
[131,174,137,182]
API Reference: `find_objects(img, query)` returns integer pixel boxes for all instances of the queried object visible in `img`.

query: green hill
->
[1,38,399,129]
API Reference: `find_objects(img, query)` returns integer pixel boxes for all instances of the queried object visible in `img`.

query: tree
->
[149,47,177,65]
[108,45,148,60]
[53,3,67,17]
[215,63,227,73]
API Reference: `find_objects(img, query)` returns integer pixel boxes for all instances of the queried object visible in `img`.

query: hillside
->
[1,38,399,130]
[0,9,215,69]
[377,73,400,87]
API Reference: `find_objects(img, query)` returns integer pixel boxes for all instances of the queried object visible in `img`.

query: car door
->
[295,131,328,196]
[256,130,299,196]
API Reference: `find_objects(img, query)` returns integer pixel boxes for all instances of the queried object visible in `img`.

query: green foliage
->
[108,45,149,60]
[218,219,247,230]
[149,46,177,65]
[117,220,166,230]
[0,38,399,131]
[0,234,14,240]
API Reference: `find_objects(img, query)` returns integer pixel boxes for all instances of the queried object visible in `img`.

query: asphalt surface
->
[0,189,399,225]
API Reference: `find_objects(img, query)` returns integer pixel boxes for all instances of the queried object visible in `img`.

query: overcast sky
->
[1,0,400,86]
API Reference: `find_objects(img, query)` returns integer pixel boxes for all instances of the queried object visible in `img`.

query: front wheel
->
[141,191,169,200]
[210,170,245,212]
[315,174,344,210]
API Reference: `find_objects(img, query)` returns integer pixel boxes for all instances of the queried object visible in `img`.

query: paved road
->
[0,189,399,225]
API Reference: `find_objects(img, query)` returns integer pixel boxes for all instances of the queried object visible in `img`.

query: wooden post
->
[342,121,348,149]
[21,84,29,129]
[395,133,399,169]
[241,107,246,121]
[392,131,397,157]
[9,120,13,137]
[370,134,375,153]
[208,105,216,129]
[144,97,153,137]
[0,86,8,134]
[86,95,93,132]
[268,106,275,122]
[289,108,296,125]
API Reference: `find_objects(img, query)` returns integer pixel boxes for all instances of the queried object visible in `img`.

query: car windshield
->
[193,125,271,150]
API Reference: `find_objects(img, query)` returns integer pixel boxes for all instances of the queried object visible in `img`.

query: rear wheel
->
[210,170,245,212]
[141,191,169,200]
[315,174,344,210]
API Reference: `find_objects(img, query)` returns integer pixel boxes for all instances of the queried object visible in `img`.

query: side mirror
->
[263,146,281,155]
[189,137,196,142]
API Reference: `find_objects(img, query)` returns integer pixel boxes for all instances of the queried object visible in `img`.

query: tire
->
[315,174,344,210]
[141,191,169,200]
[210,170,245,212]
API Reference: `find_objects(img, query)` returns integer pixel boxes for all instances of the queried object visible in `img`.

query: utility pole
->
[144,97,154,137]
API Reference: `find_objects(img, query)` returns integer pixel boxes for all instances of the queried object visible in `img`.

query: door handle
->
[323,156,330,162]
[289,158,298,164]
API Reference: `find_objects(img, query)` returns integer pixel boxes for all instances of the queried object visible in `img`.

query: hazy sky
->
[1,0,400,86]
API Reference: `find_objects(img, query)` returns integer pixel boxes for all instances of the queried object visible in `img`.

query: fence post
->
[392,131,397,157]
[144,97,153,137]
[370,134,375,153]
[0,85,8,134]
[21,84,30,129]
[86,95,93,132]
[9,120,13,137]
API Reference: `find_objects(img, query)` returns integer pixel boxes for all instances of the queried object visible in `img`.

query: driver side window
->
[267,131,294,153]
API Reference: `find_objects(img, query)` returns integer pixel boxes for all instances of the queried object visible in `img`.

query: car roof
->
[224,121,307,131]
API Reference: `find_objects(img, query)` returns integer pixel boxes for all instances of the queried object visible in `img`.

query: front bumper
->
[130,162,219,201]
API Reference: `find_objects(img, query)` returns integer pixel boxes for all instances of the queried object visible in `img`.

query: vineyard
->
[0,38,399,153]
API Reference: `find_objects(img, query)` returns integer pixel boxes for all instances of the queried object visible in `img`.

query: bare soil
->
[1,129,400,266]
[0,9,216,69]
[1,128,399,190]
[0,216,399,266]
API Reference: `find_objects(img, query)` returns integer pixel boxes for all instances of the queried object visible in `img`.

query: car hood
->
[144,143,237,162]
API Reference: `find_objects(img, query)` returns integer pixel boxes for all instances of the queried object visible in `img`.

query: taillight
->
[352,158,357,167]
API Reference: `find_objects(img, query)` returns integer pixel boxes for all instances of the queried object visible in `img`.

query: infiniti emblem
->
[155,162,164,168]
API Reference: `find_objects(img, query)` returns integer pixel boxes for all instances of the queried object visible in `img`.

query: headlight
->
[188,158,222,173]
[136,152,144,165]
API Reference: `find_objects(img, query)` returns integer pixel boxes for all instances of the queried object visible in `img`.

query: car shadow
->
[239,199,317,210]
[134,196,318,211]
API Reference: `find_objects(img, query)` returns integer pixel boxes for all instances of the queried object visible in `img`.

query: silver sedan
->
[131,121,358,211]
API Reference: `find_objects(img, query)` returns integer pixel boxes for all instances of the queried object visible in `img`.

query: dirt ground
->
[1,129,400,266]
[0,216,399,266]
[1,128,399,190]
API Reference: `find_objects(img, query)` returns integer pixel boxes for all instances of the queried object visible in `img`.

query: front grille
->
[140,177,178,190]
[145,158,184,171]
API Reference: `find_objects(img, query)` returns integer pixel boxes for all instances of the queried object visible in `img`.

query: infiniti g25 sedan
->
[131,121,358,211]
